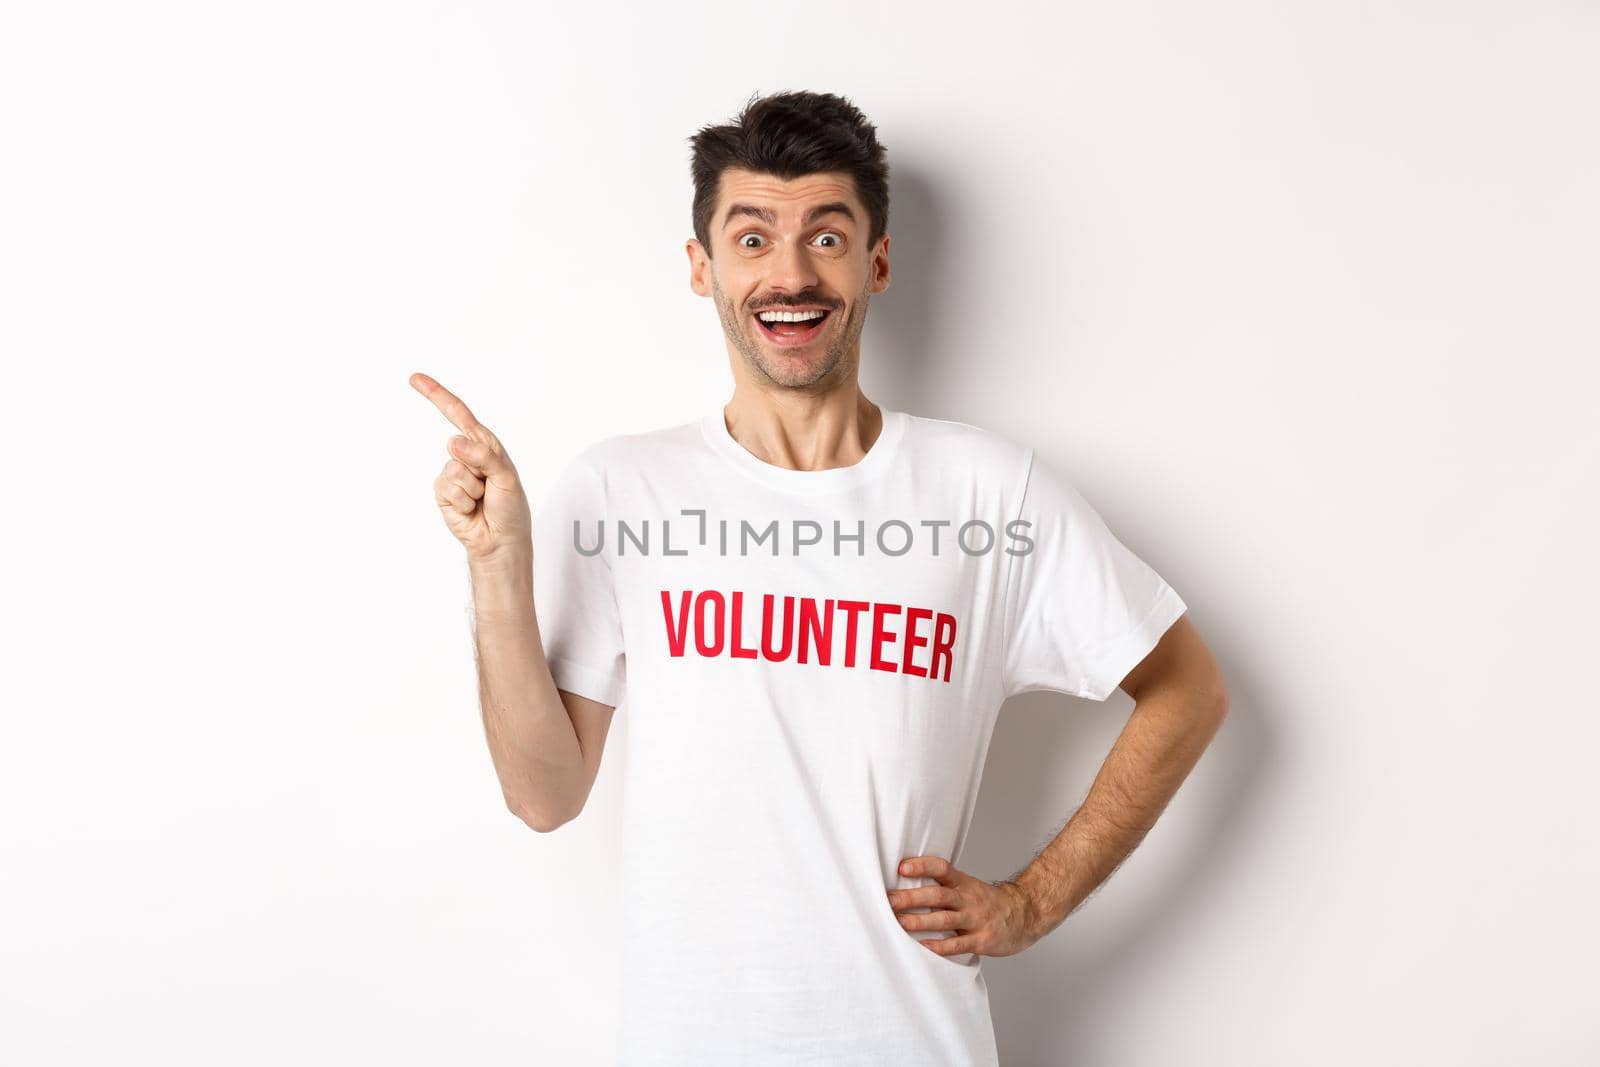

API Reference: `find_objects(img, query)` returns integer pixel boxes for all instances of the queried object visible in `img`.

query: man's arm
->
[410,371,616,834]
[1008,613,1228,937]
[470,550,616,832]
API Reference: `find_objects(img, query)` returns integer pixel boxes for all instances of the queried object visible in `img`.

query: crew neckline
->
[699,404,909,494]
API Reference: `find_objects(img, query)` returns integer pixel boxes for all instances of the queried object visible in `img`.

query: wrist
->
[467,547,534,621]
[1012,866,1070,939]
[1003,879,1046,942]
[468,544,533,580]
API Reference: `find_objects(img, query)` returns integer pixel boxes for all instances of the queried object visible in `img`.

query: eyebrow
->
[722,201,857,231]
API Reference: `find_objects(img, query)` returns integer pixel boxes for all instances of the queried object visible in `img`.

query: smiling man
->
[704,170,866,389]
[412,90,1228,1065]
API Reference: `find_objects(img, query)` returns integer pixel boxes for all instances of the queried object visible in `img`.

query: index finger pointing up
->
[410,372,484,436]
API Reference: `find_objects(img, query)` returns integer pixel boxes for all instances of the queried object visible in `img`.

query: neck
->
[719,388,885,473]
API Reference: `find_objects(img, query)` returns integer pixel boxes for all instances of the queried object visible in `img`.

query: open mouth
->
[754,308,832,346]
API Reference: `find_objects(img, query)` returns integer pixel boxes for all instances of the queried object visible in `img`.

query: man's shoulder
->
[566,414,705,470]
[901,409,1033,474]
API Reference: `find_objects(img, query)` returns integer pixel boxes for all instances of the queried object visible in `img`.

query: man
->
[411,90,1227,1066]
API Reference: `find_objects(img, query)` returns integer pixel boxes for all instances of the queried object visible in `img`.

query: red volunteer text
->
[659,589,958,683]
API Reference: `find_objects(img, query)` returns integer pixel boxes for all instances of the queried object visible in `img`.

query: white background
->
[3,2,1596,1064]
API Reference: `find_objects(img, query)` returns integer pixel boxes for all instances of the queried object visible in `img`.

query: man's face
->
[688,167,890,392]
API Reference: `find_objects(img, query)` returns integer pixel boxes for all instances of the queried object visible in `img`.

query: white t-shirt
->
[531,406,1187,1066]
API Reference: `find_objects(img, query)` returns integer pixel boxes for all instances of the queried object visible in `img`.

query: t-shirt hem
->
[1073,584,1189,701]
[548,655,626,708]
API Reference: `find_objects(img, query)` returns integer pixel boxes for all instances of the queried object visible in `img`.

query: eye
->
[814,232,842,248]
[738,233,765,249]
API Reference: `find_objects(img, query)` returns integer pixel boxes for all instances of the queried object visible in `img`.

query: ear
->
[869,232,891,295]
[687,238,711,297]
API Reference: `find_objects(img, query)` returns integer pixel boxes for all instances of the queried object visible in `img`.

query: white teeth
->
[757,309,827,323]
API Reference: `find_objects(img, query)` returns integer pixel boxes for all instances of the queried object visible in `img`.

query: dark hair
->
[688,90,890,258]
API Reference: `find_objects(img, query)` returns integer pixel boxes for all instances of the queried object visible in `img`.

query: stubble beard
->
[713,274,869,392]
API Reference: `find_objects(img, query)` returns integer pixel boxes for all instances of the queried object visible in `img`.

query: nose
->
[764,234,821,295]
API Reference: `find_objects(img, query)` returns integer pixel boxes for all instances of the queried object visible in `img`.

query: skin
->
[686,167,892,473]
[411,166,1230,961]
[409,371,611,832]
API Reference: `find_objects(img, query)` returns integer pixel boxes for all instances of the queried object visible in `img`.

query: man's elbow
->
[1200,670,1230,723]
[505,793,578,834]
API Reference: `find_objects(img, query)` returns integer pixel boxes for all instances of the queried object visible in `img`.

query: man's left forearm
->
[1007,686,1228,940]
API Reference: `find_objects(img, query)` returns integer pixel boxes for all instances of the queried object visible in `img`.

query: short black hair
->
[688,90,890,258]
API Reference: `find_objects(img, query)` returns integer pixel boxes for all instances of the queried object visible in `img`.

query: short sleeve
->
[531,452,627,708]
[1000,450,1187,701]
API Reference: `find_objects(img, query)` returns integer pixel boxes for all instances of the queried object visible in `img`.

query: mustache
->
[749,299,841,312]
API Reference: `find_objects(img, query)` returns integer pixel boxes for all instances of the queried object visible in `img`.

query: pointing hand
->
[410,372,532,566]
